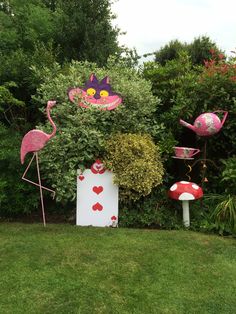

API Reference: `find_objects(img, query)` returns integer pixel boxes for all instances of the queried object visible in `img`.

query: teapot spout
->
[179,119,195,131]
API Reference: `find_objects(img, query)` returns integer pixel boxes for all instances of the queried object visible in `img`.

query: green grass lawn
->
[0,223,235,314]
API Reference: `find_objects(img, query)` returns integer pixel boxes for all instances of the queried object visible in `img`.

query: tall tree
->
[0,0,122,107]
[155,39,187,65]
[49,0,121,65]
[0,0,124,217]
[188,36,222,65]
[155,36,223,65]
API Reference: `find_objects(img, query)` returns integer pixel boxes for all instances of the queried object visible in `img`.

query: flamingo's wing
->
[20,130,49,164]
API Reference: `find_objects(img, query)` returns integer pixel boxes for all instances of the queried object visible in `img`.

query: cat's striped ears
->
[100,76,109,84]
[89,73,109,84]
[89,73,98,83]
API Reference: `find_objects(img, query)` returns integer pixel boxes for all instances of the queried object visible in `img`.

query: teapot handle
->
[213,110,228,126]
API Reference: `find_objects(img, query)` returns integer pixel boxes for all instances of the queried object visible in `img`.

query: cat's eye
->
[86,88,96,96]
[100,90,109,97]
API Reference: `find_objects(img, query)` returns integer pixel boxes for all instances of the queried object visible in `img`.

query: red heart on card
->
[92,202,103,211]
[78,175,84,181]
[92,186,103,195]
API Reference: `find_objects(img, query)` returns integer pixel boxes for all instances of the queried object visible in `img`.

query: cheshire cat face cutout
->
[68,74,122,110]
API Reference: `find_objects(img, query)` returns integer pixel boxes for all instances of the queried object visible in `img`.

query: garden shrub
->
[220,156,236,193]
[33,59,170,205]
[176,51,236,156]
[143,50,236,191]
[104,133,164,201]
[142,48,236,233]
[203,157,236,235]
[199,194,236,235]
[0,124,39,216]
[210,195,236,235]
[118,187,181,229]
[176,156,236,235]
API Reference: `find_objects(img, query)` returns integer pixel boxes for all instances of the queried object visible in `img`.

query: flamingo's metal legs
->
[22,152,55,226]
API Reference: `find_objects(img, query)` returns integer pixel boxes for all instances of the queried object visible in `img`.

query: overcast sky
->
[111,0,236,60]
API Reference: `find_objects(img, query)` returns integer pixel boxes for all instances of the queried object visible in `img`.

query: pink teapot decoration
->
[179,111,228,137]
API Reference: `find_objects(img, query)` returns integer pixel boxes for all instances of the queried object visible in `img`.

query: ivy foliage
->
[34,59,166,203]
[104,133,164,201]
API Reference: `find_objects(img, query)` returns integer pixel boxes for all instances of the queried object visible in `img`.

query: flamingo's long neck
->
[47,105,56,138]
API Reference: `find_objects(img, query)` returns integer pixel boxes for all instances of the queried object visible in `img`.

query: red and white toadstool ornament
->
[168,181,203,227]
[111,215,118,228]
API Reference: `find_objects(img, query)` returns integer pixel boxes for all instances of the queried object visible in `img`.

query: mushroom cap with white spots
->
[168,181,203,200]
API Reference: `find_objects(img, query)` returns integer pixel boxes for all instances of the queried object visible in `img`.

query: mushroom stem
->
[182,200,190,227]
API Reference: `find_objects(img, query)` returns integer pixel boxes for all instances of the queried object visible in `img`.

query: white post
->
[182,200,190,227]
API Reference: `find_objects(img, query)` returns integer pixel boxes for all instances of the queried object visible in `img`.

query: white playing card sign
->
[77,160,119,227]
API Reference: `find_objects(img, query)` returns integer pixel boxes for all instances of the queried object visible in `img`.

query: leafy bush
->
[175,51,236,162]
[211,195,236,235]
[0,82,26,130]
[143,49,236,195]
[34,59,167,204]
[118,187,181,229]
[104,133,164,201]
[220,156,236,193]
[202,194,236,235]
[199,157,236,235]
[0,124,39,216]
[142,51,197,133]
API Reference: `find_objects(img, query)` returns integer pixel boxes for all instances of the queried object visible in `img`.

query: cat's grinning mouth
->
[89,98,120,108]
[82,97,121,110]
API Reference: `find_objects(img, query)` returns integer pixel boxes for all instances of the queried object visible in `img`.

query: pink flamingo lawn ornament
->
[20,100,57,226]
